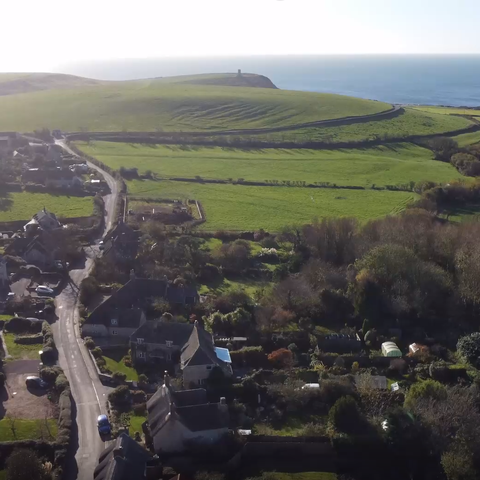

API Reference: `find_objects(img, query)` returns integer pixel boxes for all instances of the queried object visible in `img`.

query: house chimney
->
[145,455,162,480]
[164,371,170,387]
[113,446,124,459]
[218,397,228,414]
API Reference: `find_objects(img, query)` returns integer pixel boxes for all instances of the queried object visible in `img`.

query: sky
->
[2,0,480,72]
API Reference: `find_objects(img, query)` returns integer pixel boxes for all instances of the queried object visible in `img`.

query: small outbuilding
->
[381,341,402,358]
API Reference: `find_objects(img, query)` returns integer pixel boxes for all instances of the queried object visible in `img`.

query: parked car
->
[97,414,111,435]
[99,240,105,251]
[36,285,54,296]
[25,376,47,389]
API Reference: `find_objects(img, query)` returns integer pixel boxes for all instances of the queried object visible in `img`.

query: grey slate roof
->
[131,321,194,346]
[147,384,228,439]
[87,278,168,325]
[180,324,222,368]
[93,433,152,480]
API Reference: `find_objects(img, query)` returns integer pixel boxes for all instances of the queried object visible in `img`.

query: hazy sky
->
[2,0,480,72]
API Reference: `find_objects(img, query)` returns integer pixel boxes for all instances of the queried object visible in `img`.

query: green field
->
[76,141,462,188]
[0,77,390,133]
[0,191,93,222]
[412,106,480,116]
[129,415,147,437]
[0,418,57,441]
[450,130,480,147]
[258,109,473,144]
[126,179,416,231]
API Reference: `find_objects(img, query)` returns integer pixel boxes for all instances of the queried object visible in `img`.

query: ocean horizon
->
[56,55,480,107]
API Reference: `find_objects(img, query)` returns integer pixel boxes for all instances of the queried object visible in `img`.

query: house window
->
[166,352,172,361]
[138,351,146,359]
[206,366,212,370]
[112,330,118,335]
[166,340,173,347]
[111,319,118,326]
[137,338,144,344]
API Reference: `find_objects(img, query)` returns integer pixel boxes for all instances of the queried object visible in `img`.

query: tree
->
[457,332,480,364]
[6,448,46,480]
[404,379,446,410]
[267,348,293,369]
[328,395,363,434]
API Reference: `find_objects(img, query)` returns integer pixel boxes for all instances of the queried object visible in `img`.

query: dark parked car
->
[97,415,111,435]
[25,376,47,389]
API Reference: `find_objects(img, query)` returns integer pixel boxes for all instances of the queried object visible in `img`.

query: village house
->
[130,320,232,387]
[102,223,140,264]
[94,432,160,480]
[145,373,229,455]
[22,167,82,189]
[5,233,58,269]
[83,277,199,346]
[24,208,62,233]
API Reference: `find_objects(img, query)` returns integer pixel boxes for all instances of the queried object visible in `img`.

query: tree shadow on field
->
[0,191,13,212]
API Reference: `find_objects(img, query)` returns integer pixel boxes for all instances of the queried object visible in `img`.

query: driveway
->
[4,359,40,375]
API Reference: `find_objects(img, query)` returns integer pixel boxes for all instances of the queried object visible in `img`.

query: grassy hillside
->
[126,179,416,231]
[0,192,93,222]
[412,106,480,116]
[154,72,278,89]
[0,79,390,133]
[450,130,480,147]
[76,141,463,188]
[258,109,474,144]
[0,72,101,96]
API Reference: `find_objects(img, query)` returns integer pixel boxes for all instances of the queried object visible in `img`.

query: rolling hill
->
[0,73,391,132]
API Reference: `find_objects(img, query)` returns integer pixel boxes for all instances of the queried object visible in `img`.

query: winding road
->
[52,139,119,480]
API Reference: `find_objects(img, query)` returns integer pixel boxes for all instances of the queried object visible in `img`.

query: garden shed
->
[381,341,402,357]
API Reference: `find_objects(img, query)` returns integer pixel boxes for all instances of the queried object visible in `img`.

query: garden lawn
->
[3,333,42,360]
[103,356,139,381]
[0,79,389,132]
[450,130,480,147]
[76,141,462,188]
[129,415,147,437]
[125,179,417,231]
[256,109,474,144]
[0,191,93,222]
[0,418,57,441]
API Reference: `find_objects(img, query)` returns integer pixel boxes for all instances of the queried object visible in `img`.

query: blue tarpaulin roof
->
[215,347,232,363]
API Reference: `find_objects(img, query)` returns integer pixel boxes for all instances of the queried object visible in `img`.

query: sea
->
[57,55,480,107]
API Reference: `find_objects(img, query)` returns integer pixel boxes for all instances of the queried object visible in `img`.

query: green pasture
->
[411,106,480,116]
[260,109,473,144]
[125,179,417,231]
[449,130,480,147]
[76,141,462,189]
[0,191,93,222]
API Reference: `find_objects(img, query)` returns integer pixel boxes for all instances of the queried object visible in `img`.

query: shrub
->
[138,373,148,385]
[41,346,57,363]
[133,403,146,416]
[404,379,447,410]
[14,333,43,344]
[268,348,294,369]
[40,366,59,384]
[91,347,103,359]
[96,357,106,368]
[79,276,99,305]
[5,317,41,334]
[457,332,480,364]
[328,395,363,434]
[108,385,131,407]
[55,374,70,393]
[0,372,5,387]
[132,390,147,403]
[84,337,95,349]
[112,371,127,384]
[123,355,132,367]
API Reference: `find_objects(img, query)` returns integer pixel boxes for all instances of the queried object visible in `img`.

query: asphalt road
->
[52,140,119,480]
